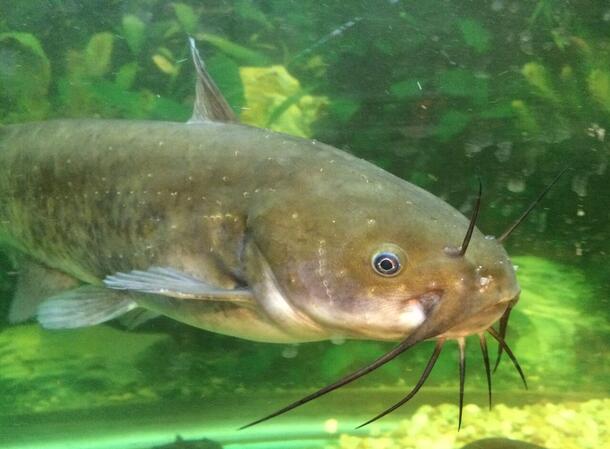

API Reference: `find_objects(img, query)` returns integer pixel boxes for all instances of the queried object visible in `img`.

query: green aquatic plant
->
[0,324,168,413]
[240,65,328,136]
[0,32,50,121]
[512,34,610,141]
[506,256,609,388]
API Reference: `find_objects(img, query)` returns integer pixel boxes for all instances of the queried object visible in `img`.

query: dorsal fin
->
[188,37,237,124]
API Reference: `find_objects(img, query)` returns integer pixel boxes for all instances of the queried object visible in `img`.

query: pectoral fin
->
[37,286,137,329]
[103,267,254,306]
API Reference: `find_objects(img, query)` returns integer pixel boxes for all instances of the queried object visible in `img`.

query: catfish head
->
[243,153,563,429]
[245,158,518,344]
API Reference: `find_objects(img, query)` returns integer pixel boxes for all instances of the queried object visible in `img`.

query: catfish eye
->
[372,252,402,276]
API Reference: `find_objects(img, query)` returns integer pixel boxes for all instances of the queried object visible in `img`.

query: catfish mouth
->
[337,289,444,340]
[439,294,518,339]
[241,294,526,431]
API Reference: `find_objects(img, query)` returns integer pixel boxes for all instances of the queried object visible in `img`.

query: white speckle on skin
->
[317,239,334,303]
[292,212,299,219]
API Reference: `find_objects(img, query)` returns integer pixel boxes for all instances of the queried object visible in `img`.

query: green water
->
[0,1,608,448]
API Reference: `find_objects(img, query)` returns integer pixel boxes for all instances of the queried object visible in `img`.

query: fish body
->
[1,39,532,427]
[0,118,518,343]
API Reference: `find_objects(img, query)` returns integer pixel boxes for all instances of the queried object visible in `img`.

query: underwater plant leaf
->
[587,69,610,113]
[240,65,328,137]
[328,97,360,124]
[479,102,515,119]
[235,0,272,29]
[390,78,423,99]
[148,94,191,122]
[174,3,199,35]
[152,54,178,76]
[85,32,114,78]
[511,100,539,133]
[122,14,146,55]
[434,110,471,141]
[458,19,491,54]
[0,32,51,120]
[115,62,138,90]
[92,81,147,117]
[438,69,488,105]
[521,62,559,103]
[196,32,269,65]
[206,53,245,113]
[0,32,50,78]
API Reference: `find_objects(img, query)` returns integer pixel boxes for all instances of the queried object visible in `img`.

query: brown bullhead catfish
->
[0,40,556,428]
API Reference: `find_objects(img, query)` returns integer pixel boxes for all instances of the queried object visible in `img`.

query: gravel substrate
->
[332,398,609,449]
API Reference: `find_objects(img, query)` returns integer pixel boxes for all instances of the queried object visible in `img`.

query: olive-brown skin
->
[0,120,519,343]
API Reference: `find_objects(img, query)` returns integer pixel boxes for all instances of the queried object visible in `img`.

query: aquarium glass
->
[0,1,608,449]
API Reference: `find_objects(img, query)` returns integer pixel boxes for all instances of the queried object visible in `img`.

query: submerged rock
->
[461,438,548,449]
[150,435,222,449]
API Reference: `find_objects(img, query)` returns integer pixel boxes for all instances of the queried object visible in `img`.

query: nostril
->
[443,245,461,257]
